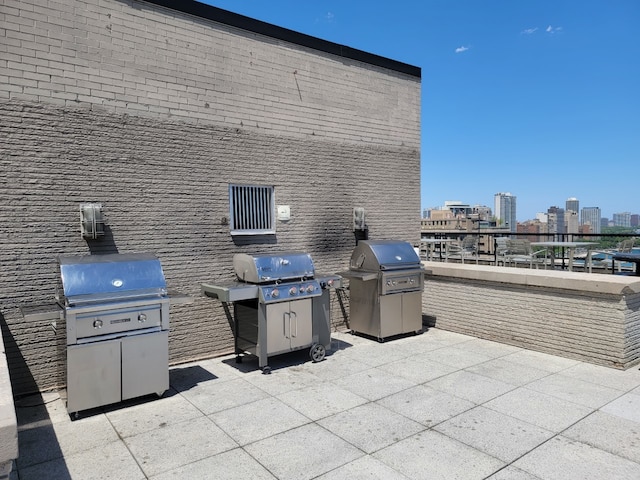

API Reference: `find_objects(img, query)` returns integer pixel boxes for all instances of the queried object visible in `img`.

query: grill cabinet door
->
[121,331,169,401]
[67,340,121,414]
[289,299,312,349]
[265,299,312,355]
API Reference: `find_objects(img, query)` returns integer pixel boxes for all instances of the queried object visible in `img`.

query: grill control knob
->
[271,288,280,298]
[93,319,103,329]
[386,280,392,286]
[306,285,314,293]
[289,287,297,296]
[138,313,147,322]
[409,278,415,284]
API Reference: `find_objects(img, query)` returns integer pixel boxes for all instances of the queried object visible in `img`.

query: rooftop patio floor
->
[11,328,640,479]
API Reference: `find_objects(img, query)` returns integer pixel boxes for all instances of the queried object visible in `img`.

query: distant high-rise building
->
[547,206,565,236]
[566,197,579,216]
[601,217,609,228]
[494,192,516,233]
[631,214,639,227]
[566,210,579,233]
[613,212,632,227]
[581,207,601,234]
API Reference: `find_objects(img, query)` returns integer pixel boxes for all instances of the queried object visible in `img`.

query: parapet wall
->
[422,262,640,370]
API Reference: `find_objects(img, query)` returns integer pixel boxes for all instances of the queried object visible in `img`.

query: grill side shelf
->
[201,283,259,302]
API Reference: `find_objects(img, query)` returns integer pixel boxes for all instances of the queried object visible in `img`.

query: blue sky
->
[202,1,639,222]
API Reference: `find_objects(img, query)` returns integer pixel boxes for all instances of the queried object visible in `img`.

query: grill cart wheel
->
[309,343,326,363]
[261,366,272,375]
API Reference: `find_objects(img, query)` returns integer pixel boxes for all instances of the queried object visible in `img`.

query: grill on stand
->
[342,240,424,341]
[58,253,171,415]
[202,252,341,374]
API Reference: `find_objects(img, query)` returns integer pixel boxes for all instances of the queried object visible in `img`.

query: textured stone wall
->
[0,0,421,395]
[422,266,640,370]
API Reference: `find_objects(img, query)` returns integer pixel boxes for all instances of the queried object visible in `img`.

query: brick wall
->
[0,0,421,395]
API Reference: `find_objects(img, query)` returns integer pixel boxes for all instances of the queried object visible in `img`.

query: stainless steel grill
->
[58,253,171,415]
[202,252,341,374]
[342,240,424,341]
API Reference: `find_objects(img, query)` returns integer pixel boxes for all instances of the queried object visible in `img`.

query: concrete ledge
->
[422,262,640,369]
[0,326,18,479]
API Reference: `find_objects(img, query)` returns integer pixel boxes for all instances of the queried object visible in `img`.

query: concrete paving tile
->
[377,384,476,427]
[241,363,321,396]
[15,392,69,427]
[317,403,425,454]
[17,413,119,469]
[210,397,310,445]
[378,355,459,384]
[169,358,239,391]
[420,345,494,369]
[560,362,640,392]
[123,416,237,477]
[106,393,203,438]
[304,355,372,381]
[453,338,522,359]
[502,349,580,373]
[16,423,63,469]
[426,370,515,404]
[483,387,594,432]
[333,367,416,401]
[525,373,624,409]
[465,357,550,386]
[341,342,414,367]
[373,430,505,480]
[601,392,640,423]
[315,455,411,480]
[51,413,120,457]
[276,382,368,421]
[179,377,269,414]
[513,435,640,480]
[149,448,276,480]
[486,466,543,480]
[421,328,476,346]
[563,411,640,464]
[434,406,554,462]
[19,440,145,480]
[243,424,363,480]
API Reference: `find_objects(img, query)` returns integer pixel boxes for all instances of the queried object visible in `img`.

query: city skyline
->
[201,1,639,222]
[427,196,638,224]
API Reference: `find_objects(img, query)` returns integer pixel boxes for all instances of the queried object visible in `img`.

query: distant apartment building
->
[613,212,632,227]
[517,218,548,241]
[494,193,517,233]
[565,210,579,233]
[547,206,565,235]
[581,207,602,234]
[632,214,639,227]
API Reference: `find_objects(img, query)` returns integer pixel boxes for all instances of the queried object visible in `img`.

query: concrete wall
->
[0,0,421,395]
[422,262,640,370]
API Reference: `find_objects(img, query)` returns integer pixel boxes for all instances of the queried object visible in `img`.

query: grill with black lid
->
[342,240,424,341]
[202,252,341,373]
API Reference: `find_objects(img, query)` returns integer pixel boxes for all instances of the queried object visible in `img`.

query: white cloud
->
[522,27,538,35]
[325,12,335,22]
[546,25,563,34]
[455,46,469,53]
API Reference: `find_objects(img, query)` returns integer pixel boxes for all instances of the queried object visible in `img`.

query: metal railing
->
[419,232,637,273]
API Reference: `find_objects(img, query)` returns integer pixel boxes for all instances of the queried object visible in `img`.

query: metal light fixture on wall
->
[80,203,105,240]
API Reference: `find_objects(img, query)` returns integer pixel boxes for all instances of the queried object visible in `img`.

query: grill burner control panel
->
[259,279,323,304]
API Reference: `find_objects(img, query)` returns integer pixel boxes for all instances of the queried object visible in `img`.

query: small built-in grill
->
[58,253,171,415]
[342,240,424,341]
[202,252,341,373]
